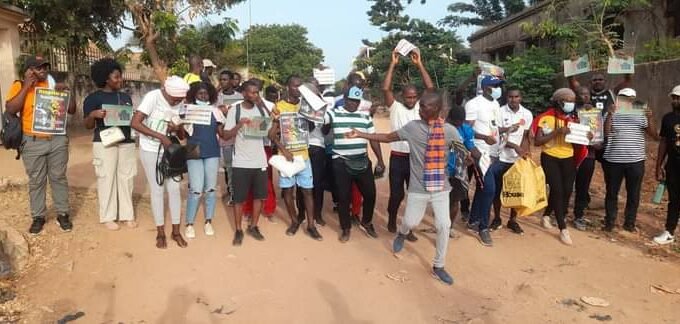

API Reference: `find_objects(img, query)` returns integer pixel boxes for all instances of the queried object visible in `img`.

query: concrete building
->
[469,0,680,62]
[0,4,26,110]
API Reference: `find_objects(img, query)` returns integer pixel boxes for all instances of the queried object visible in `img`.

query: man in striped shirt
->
[602,88,658,232]
[324,86,385,242]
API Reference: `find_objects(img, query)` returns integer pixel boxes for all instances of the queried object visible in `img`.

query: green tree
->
[240,24,324,84]
[124,0,246,81]
[439,0,526,27]
[499,47,560,113]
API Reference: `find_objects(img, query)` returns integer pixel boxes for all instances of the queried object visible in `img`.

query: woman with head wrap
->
[131,76,191,249]
[531,88,584,245]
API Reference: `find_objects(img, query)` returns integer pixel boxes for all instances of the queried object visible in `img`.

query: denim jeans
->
[186,157,220,224]
[469,161,500,232]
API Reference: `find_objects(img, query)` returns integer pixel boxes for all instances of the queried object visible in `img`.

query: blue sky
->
[108,0,477,77]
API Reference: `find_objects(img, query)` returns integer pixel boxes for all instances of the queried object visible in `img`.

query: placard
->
[102,104,133,126]
[565,122,591,145]
[222,97,242,107]
[299,97,326,123]
[578,110,604,144]
[242,116,272,138]
[563,55,591,77]
[183,104,213,126]
[607,56,635,74]
[32,88,70,135]
[313,68,336,86]
[279,112,309,151]
[478,61,504,77]
[395,39,417,56]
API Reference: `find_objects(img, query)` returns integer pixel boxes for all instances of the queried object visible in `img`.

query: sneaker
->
[104,221,120,231]
[573,218,587,231]
[432,267,454,285]
[653,231,675,245]
[185,225,196,239]
[507,220,524,235]
[247,226,265,241]
[339,229,351,243]
[286,222,300,236]
[351,215,361,227]
[306,227,323,241]
[359,222,378,239]
[560,229,573,245]
[393,233,406,253]
[315,217,326,227]
[622,224,638,233]
[204,222,215,236]
[542,216,553,229]
[449,228,460,239]
[232,230,244,246]
[29,217,46,235]
[56,214,73,232]
[406,231,418,242]
[466,221,480,232]
[478,229,493,247]
[490,217,502,231]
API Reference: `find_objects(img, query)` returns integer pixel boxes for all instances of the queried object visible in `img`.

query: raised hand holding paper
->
[564,55,591,77]
[395,39,417,57]
[608,56,635,74]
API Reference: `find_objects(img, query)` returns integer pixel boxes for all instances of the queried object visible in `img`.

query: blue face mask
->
[562,102,575,113]
[196,100,210,106]
[491,87,502,100]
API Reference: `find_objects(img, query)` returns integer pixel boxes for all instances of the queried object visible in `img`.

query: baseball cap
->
[24,55,50,71]
[202,59,217,68]
[618,88,636,97]
[347,86,363,101]
[481,75,504,88]
[669,85,680,97]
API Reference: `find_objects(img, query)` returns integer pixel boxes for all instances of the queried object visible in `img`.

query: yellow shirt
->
[537,114,573,159]
[183,73,201,85]
[7,80,51,137]
[274,100,309,160]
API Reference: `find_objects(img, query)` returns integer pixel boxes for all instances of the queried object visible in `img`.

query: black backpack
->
[155,136,188,185]
[1,110,23,160]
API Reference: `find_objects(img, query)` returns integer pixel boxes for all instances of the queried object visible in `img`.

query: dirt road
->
[1,116,679,324]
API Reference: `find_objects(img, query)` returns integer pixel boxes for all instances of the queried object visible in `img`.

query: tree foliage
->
[636,38,680,63]
[499,47,560,113]
[240,24,324,85]
[439,0,526,27]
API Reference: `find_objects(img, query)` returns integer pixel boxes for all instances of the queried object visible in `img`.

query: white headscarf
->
[164,76,190,98]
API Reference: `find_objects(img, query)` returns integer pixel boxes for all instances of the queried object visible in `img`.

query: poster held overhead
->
[608,56,635,74]
[563,55,591,77]
[395,39,417,56]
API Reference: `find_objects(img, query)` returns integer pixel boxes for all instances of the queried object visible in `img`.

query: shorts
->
[279,159,313,189]
[449,177,468,202]
[232,167,268,203]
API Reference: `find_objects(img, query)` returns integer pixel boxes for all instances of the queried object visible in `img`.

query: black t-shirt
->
[660,111,680,162]
[590,89,614,114]
[82,90,135,143]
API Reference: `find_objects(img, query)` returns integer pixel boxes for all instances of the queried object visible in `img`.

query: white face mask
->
[196,100,210,106]
[491,87,502,100]
[562,102,575,113]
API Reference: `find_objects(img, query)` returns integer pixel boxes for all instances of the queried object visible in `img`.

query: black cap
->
[24,55,50,71]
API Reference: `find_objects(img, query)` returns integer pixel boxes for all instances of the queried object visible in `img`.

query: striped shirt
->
[325,107,375,158]
[603,113,648,163]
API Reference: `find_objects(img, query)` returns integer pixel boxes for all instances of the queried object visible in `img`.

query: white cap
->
[670,85,680,97]
[618,88,636,97]
[202,59,217,68]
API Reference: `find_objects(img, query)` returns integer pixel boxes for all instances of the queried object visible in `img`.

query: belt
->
[391,151,409,157]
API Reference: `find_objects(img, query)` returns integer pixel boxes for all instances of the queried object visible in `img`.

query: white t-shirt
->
[498,104,534,163]
[389,100,420,153]
[465,95,500,157]
[223,103,268,169]
[136,89,180,153]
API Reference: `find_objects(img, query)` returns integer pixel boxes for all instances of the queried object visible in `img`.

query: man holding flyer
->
[5,56,76,234]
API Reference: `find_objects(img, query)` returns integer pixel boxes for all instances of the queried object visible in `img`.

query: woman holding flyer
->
[83,58,137,231]
[183,82,224,239]
[532,88,584,246]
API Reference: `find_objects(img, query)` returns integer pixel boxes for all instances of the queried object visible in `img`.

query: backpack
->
[155,136,188,185]
[1,111,23,160]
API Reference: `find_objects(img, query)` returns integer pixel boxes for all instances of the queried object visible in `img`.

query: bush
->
[636,38,680,63]
[500,47,560,114]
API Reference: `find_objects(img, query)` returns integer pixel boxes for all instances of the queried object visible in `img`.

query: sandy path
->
[1,116,679,324]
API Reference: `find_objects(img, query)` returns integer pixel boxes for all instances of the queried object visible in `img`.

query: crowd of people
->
[4,51,680,286]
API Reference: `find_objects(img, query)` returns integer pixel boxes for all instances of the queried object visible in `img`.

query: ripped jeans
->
[186,157,220,224]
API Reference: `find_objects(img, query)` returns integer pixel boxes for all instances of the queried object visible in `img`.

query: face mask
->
[196,100,210,106]
[490,87,502,100]
[562,102,575,113]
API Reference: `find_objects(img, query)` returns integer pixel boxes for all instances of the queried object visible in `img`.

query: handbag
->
[155,136,188,185]
[100,127,125,147]
[342,153,369,176]
[185,143,201,160]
